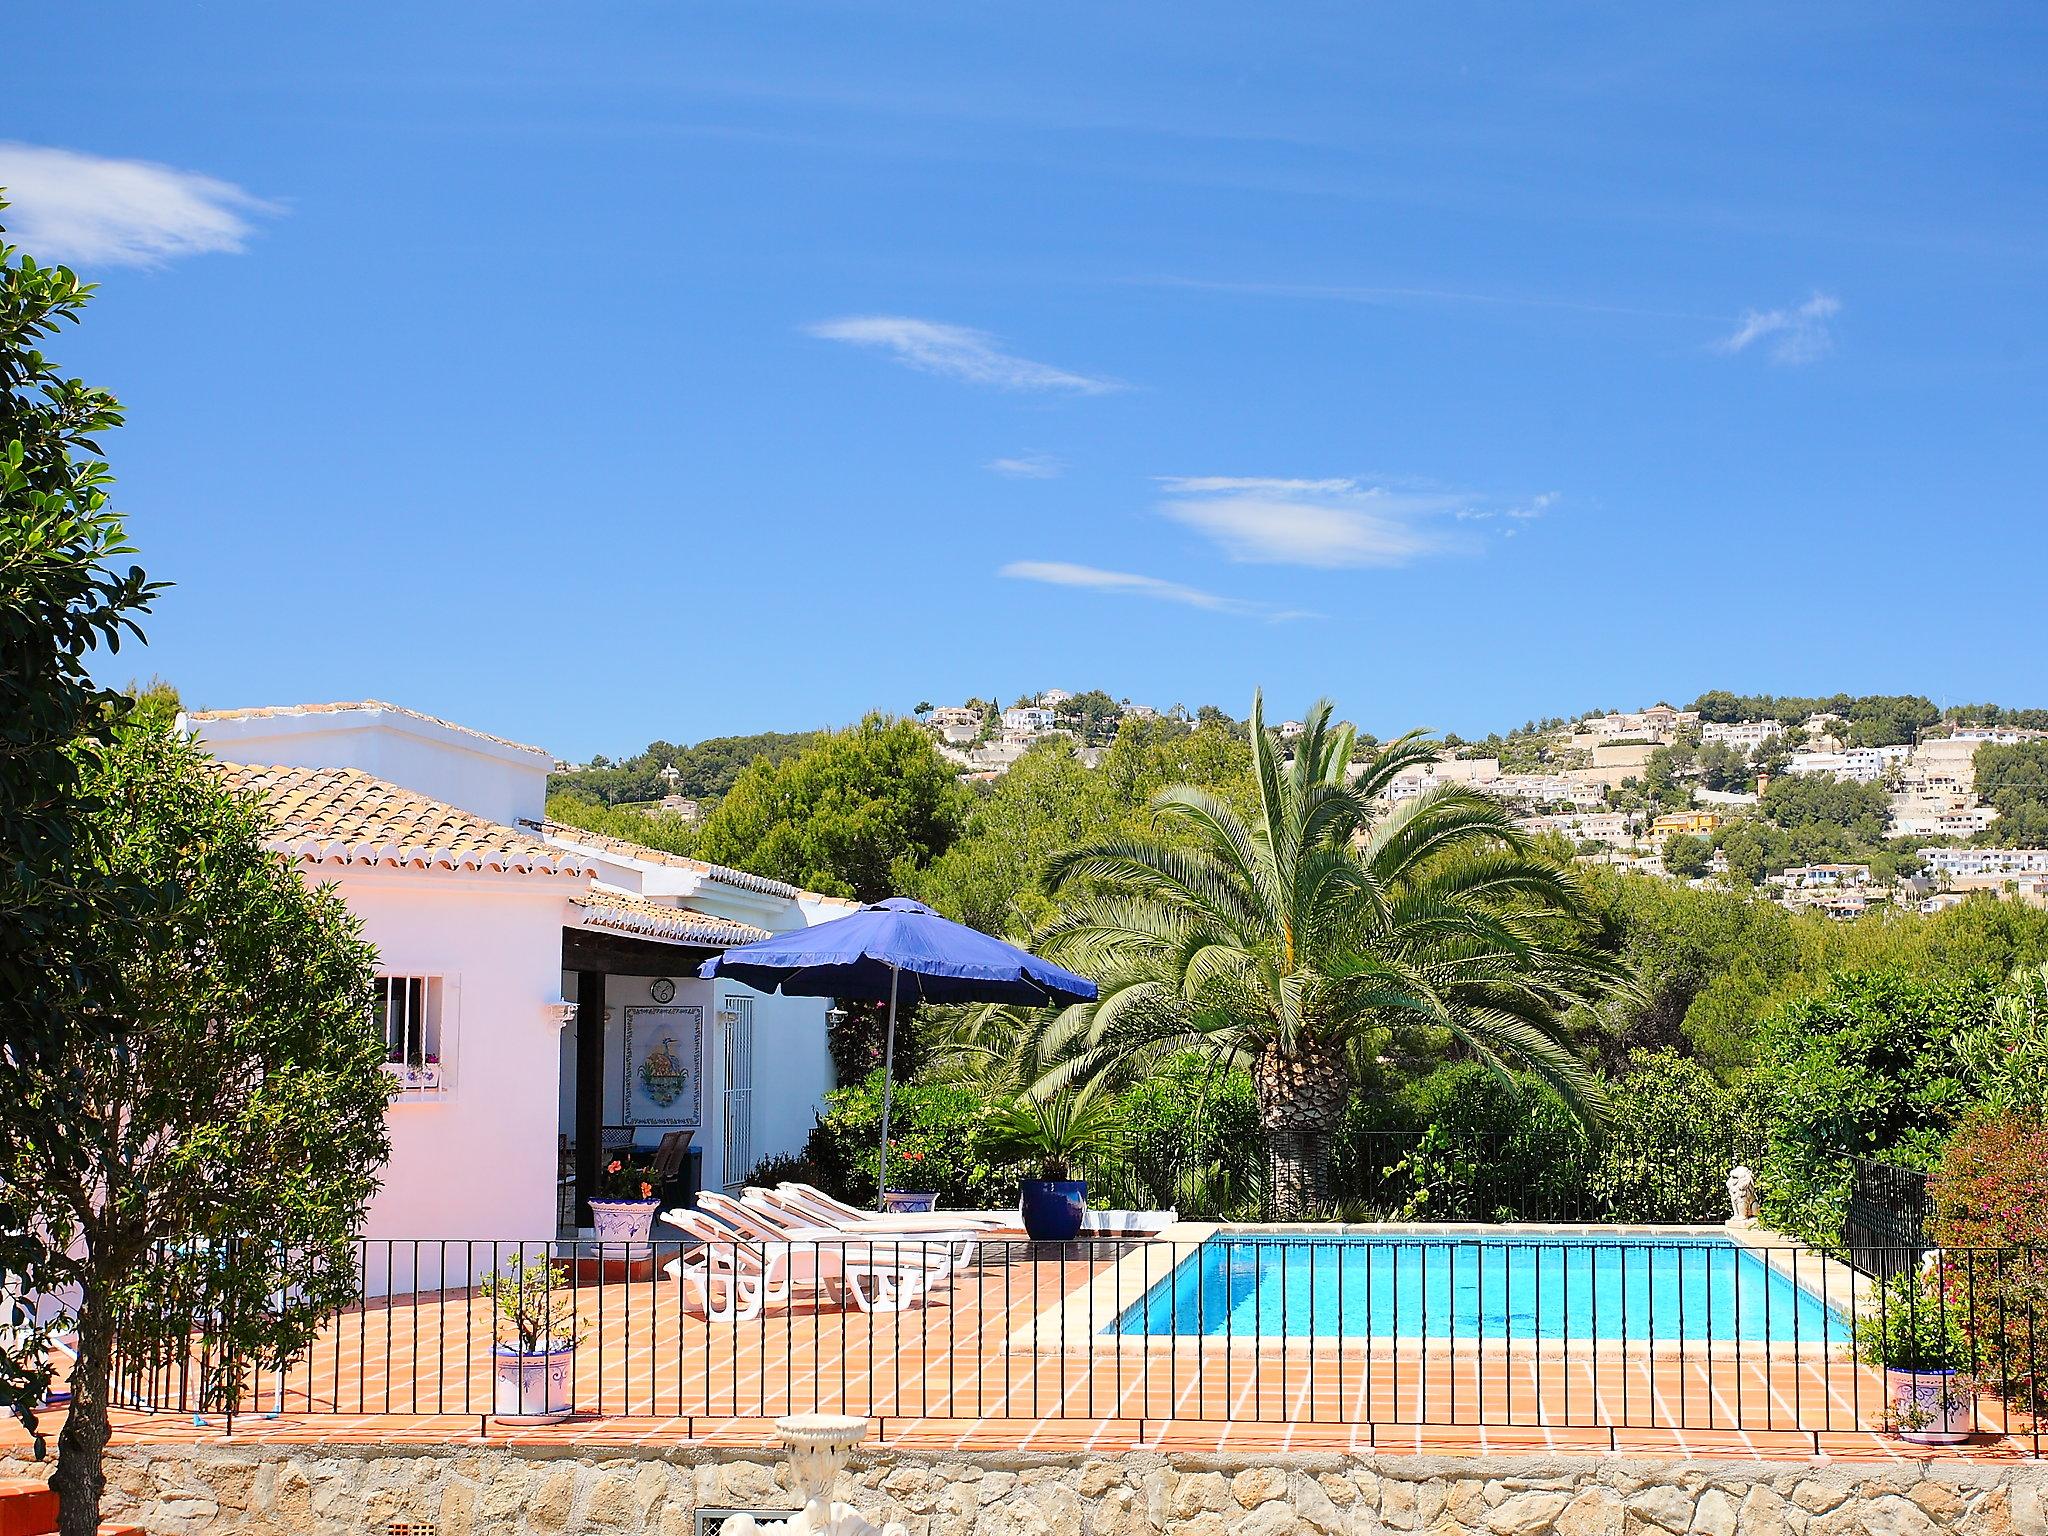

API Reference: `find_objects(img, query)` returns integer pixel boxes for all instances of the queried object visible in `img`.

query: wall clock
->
[649,977,676,1004]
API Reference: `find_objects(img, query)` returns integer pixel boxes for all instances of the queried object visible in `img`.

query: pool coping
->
[1010,1221,1873,1354]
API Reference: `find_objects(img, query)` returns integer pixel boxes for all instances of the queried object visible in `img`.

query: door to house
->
[720,995,754,1190]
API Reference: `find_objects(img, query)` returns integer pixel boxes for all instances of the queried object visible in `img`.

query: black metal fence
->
[1844,1157,1932,1278]
[1097,1130,1616,1225]
[107,1234,2044,1451]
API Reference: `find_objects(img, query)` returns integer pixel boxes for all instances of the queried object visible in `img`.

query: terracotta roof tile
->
[569,886,770,948]
[187,701,549,758]
[219,763,595,878]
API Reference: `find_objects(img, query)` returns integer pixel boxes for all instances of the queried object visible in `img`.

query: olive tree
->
[1,729,392,1536]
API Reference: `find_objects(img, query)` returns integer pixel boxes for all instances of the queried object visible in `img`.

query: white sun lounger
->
[774,1181,1008,1231]
[738,1188,985,1270]
[660,1207,952,1320]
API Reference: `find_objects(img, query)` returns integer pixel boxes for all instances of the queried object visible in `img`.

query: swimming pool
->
[1113,1233,1849,1344]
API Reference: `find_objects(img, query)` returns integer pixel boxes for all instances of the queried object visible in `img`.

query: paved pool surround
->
[4,1440,2042,1536]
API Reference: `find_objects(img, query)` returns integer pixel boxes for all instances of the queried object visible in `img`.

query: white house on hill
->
[180,701,846,1261]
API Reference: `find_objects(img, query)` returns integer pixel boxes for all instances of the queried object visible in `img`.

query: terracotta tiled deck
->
[14,1240,2033,1464]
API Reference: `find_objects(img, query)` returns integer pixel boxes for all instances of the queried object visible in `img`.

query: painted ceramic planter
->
[491,1344,575,1424]
[881,1190,939,1214]
[1887,1366,1973,1444]
[1019,1178,1087,1242]
[589,1197,661,1245]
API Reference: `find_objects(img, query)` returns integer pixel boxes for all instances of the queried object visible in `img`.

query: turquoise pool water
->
[1113,1234,1848,1343]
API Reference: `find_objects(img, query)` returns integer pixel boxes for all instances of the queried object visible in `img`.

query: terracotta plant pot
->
[491,1344,575,1424]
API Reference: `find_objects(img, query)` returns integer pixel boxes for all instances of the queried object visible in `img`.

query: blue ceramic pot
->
[1019,1178,1087,1241]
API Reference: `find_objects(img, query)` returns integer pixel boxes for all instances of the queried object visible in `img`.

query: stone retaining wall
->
[3,1442,2043,1536]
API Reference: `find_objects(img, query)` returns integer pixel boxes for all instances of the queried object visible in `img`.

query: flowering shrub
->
[1930,1110,2048,1414]
[801,1071,1016,1207]
[593,1157,658,1201]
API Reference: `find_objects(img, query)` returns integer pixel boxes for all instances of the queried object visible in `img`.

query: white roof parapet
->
[534,821,824,903]
[185,700,551,760]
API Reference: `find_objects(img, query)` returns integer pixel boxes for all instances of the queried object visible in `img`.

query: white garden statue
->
[1726,1165,1757,1226]
[720,1416,907,1536]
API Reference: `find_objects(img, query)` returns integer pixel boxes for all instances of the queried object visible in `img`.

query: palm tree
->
[1023,691,1623,1216]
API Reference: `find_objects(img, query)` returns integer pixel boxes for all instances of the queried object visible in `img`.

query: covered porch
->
[556,889,769,1240]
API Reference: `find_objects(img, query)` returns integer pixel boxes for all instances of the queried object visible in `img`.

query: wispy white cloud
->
[1156,475,1473,569]
[0,142,278,268]
[1715,292,1841,365]
[807,316,1119,393]
[1147,274,1720,325]
[998,560,1308,621]
[987,454,1064,479]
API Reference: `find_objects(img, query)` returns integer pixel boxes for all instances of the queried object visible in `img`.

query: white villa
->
[1001,705,1059,734]
[178,701,852,1255]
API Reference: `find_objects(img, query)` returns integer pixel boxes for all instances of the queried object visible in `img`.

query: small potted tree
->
[981,1080,1122,1242]
[588,1155,662,1245]
[1855,1265,1975,1444]
[482,1251,584,1424]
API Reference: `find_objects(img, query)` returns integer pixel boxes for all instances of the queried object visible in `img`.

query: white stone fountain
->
[719,1416,907,1536]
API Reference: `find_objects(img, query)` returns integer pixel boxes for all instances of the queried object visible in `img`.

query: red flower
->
[606,1160,623,1175]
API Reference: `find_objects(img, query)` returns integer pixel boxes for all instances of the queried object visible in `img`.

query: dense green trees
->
[0,206,161,1175]
[1570,867,1798,1072]
[1753,969,1990,1242]
[1662,832,1712,878]
[549,728,823,808]
[689,714,969,900]
[4,729,391,1534]
[1699,772,1905,885]
[543,790,700,856]
[1762,772,1891,836]
[1566,868,2048,1081]
[905,719,1255,936]
[1687,691,1939,747]
[1974,740,2048,847]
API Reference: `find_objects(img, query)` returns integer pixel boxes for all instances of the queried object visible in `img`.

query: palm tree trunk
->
[1252,1037,1349,1219]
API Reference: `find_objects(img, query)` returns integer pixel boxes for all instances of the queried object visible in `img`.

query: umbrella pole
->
[875,963,901,1212]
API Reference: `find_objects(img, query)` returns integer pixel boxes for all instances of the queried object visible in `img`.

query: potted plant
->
[882,1144,938,1213]
[1854,1265,1975,1444]
[481,1251,584,1424]
[588,1154,662,1245]
[981,1080,1122,1242]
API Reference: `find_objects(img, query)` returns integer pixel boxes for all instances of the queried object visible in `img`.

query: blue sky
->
[9,4,2045,758]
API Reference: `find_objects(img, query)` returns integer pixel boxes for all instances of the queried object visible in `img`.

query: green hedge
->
[1591,1050,1770,1222]
[1754,968,1990,1243]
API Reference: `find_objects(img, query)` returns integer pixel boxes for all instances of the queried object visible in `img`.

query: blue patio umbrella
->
[698,897,1097,1207]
